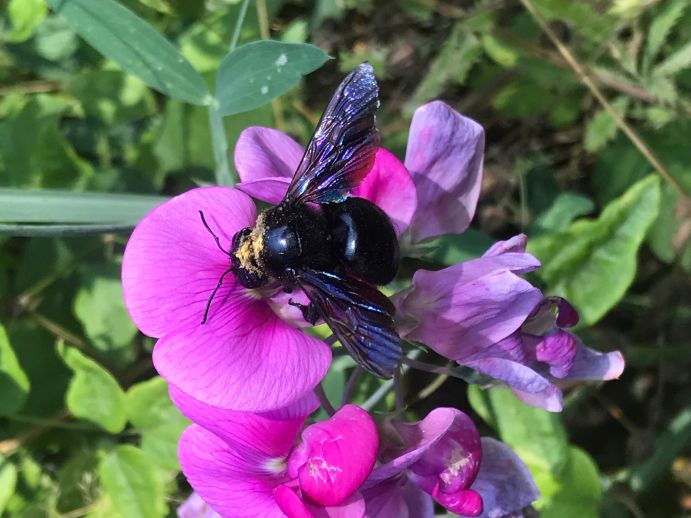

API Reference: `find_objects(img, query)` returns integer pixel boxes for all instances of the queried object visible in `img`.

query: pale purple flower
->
[172,387,378,518]
[121,187,331,411]
[403,101,484,244]
[178,492,220,518]
[394,235,625,411]
[363,408,538,517]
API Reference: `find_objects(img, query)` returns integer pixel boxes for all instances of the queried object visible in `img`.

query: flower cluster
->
[122,98,623,517]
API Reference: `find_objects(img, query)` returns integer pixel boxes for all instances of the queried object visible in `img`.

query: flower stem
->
[314,383,336,416]
[341,366,362,406]
[229,0,250,53]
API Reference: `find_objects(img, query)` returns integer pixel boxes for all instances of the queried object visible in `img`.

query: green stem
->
[229,0,251,52]
[0,223,134,237]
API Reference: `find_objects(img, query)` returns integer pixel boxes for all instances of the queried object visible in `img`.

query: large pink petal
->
[293,405,378,507]
[353,148,417,235]
[179,425,286,518]
[154,298,331,412]
[235,127,304,182]
[404,101,484,243]
[236,177,291,206]
[170,386,316,455]
[122,187,256,338]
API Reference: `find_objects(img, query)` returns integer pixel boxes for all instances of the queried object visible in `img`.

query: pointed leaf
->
[529,175,661,325]
[45,0,210,104]
[215,40,328,116]
[0,324,30,416]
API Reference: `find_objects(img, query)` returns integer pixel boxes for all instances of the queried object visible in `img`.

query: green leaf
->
[215,40,329,116]
[481,34,517,68]
[126,377,189,471]
[0,189,166,224]
[46,0,210,105]
[528,175,661,325]
[530,192,594,235]
[58,344,127,433]
[644,0,689,71]
[73,266,137,367]
[584,98,629,153]
[7,0,47,42]
[654,40,691,76]
[416,228,495,265]
[98,445,166,518]
[646,183,691,264]
[0,324,30,416]
[0,458,17,515]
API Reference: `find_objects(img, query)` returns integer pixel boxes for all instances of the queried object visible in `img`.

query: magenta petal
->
[122,187,256,338]
[237,177,291,205]
[310,492,366,518]
[296,405,378,506]
[404,101,484,242]
[179,425,286,518]
[432,488,483,517]
[170,386,316,454]
[471,438,539,518]
[154,299,331,412]
[275,485,315,518]
[353,148,417,235]
[235,127,303,182]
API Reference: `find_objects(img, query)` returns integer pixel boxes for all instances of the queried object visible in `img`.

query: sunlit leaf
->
[58,344,127,433]
[7,0,47,42]
[0,325,30,416]
[215,40,328,116]
[46,0,210,105]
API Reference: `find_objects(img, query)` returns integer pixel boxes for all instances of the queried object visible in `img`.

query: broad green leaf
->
[644,0,688,71]
[417,228,494,265]
[215,40,329,117]
[584,98,629,153]
[0,324,30,416]
[73,266,137,367]
[0,95,92,188]
[126,377,189,471]
[538,447,601,517]
[529,175,661,325]
[46,0,210,105]
[0,189,165,224]
[98,445,166,518]
[530,192,594,235]
[0,458,17,515]
[58,344,127,433]
[7,0,47,42]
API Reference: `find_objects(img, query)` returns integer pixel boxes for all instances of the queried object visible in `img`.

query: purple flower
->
[394,235,625,411]
[234,127,417,236]
[178,492,220,518]
[121,187,331,411]
[172,387,378,518]
[363,408,538,517]
[403,101,485,244]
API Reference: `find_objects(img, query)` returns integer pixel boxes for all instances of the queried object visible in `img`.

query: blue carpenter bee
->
[202,64,401,378]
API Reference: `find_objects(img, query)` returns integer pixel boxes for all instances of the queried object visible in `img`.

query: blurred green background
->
[0,0,690,516]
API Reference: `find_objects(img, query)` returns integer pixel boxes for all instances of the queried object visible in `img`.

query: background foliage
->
[0,0,690,516]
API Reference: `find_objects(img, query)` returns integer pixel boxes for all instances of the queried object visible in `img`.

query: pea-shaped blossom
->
[394,235,625,411]
[172,387,378,518]
[362,408,538,517]
[121,187,331,412]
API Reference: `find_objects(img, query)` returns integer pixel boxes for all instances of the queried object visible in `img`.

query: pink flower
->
[121,187,331,411]
[172,387,378,518]
[362,408,538,518]
[394,235,625,411]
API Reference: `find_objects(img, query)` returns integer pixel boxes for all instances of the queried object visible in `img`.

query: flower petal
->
[122,187,256,338]
[561,339,625,381]
[154,298,331,412]
[310,492,366,518]
[170,386,316,455]
[179,424,286,518]
[363,479,434,518]
[177,492,221,518]
[237,177,291,205]
[404,101,484,242]
[471,438,539,518]
[294,405,378,506]
[353,148,417,235]
[532,330,577,378]
[235,127,304,182]
[275,485,315,518]
[482,235,528,256]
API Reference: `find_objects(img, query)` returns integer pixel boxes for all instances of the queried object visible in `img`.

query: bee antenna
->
[199,210,231,257]
[201,267,234,325]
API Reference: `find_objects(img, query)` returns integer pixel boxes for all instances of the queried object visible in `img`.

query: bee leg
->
[288,299,319,325]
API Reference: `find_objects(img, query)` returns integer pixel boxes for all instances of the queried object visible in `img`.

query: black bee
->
[201,64,401,378]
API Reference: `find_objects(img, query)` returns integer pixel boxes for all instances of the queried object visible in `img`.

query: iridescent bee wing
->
[296,268,401,378]
[283,63,380,205]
